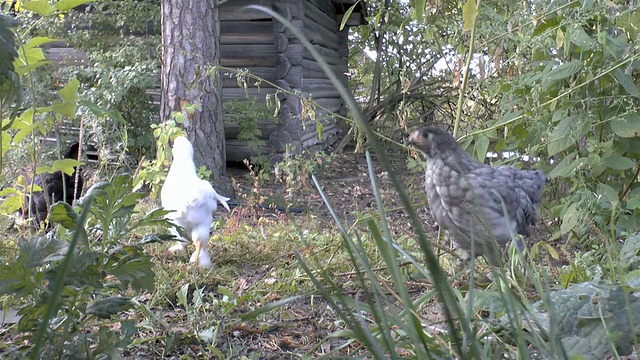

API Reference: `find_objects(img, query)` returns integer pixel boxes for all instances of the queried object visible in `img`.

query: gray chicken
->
[408,127,546,265]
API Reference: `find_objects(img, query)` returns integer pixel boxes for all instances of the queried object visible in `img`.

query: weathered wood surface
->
[221,22,274,44]
[226,139,272,163]
[302,79,342,99]
[223,88,278,103]
[306,0,333,15]
[301,124,340,147]
[220,67,278,88]
[302,59,348,79]
[220,0,274,21]
[47,44,278,68]
[303,17,340,51]
[303,45,344,65]
[311,97,344,113]
[221,56,276,68]
[224,117,280,140]
[304,0,337,32]
[46,0,359,163]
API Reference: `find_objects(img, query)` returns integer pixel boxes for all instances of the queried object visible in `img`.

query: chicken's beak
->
[407,131,426,147]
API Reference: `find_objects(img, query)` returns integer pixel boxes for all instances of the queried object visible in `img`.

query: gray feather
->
[409,127,546,265]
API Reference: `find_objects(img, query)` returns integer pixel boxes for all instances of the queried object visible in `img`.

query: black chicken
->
[408,127,546,265]
[23,142,84,226]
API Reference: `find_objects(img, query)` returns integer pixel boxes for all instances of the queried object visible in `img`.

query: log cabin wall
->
[221,0,359,163]
[220,0,278,162]
[43,0,365,164]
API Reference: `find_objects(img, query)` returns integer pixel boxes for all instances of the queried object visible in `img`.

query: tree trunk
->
[161,0,234,197]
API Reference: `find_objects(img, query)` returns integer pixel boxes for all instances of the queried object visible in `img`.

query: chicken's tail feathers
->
[214,193,231,212]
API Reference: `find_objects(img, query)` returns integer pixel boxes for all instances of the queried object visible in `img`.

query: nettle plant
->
[489,2,640,250]
[0,174,174,359]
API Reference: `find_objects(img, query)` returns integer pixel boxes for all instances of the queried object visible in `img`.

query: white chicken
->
[161,136,230,269]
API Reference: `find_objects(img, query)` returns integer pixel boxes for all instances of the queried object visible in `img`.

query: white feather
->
[160,136,230,269]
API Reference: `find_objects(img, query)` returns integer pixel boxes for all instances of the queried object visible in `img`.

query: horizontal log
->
[309,97,344,113]
[223,88,278,103]
[221,33,273,45]
[220,0,274,21]
[303,16,340,51]
[306,0,333,15]
[224,116,280,139]
[221,44,276,59]
[220,66,277,83]
[302,59,348,79]
[221,77,276,88]
[220,21,273,35]
[272,0,304,19]
[302,79,341,98]
[225,139,273,163]
[303,88,340,99]
[303,45,344,65]
[304,0,338,32]
[301,126,339,147]
[221,57,276,67]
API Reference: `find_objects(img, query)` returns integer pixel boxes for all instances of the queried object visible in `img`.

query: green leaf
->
[106,249,155,292]
[0,261,38,298]
[79,100,127,124]
[570,26,596,49]
[177,283,189,308]
[548,153,581,178]
[86,297,133,319]
[23,36,58,50]
[462,0,478,32]
[546,60,582,81]
[604,155,635,170]
[560,203,579,235]
[54,0,92,11]
[628,197,640,210]
[597,183,619,205]
[339,1,359,30]
[473,134,489,162]
[0,192,23,213]
[532,16,560,37]
[413,0,425,22]
[556,28,565,50]
[36,158,83,176]
[49,202,78,229]
[613,68,640,99]
[13,122,40,144]
[18,236,68,269]
[548,115,580,156]
[610,114,640,138]
[21,1,55,16]
[58,77,79,102]
[46,250,102,288]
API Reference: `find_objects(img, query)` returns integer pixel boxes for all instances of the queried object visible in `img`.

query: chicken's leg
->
[193,240,202,268]
[190,237,212,269]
